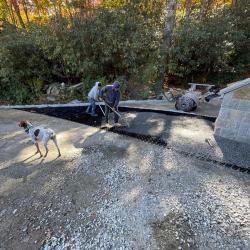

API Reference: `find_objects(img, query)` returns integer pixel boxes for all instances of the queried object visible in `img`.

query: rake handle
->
[104,102,121,118]
[98,104,105,116]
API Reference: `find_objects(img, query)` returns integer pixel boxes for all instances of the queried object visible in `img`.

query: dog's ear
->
[19,120,27,127]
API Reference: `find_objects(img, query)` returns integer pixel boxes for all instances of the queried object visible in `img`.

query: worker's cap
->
[113,81,120,89]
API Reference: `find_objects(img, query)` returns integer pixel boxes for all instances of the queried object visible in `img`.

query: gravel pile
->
[1,109,249,250]
[42,132,250,250]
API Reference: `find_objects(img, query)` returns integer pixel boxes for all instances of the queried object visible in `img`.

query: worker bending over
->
[100,81,121,126]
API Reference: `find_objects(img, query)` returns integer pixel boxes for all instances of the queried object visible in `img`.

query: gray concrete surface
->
[118,111,250,169]
[0,109,249,250]
[215,88,250,144]
[119,100,220,118]
[0,99,220,118]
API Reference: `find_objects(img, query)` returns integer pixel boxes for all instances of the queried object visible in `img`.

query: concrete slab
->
[12,105,250,169]
[0,99,220,119]
[0,109,249,250]
[119,100,220,118]
[115,111,250,170]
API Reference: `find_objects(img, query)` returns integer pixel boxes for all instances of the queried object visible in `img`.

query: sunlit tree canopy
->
[0,0,250,104]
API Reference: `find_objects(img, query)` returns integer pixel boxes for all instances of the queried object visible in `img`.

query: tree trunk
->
[10,0,26,28]
[162,0,177,53]
[21,0,30,25]
[231,0,237,7]
[9,2,17,25]
[32,0,41,18]
[52,0,58,16]
[2,0,16,25]
[200,0,213,18]
[65,0,73,19]
[158,0,177,92]
[58,0,63,17]
[184,0,192,24]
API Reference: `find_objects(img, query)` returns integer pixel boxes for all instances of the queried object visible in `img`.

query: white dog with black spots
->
[19,120,61,158]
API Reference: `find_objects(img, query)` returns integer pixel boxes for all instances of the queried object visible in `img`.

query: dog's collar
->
[25,124,33,134]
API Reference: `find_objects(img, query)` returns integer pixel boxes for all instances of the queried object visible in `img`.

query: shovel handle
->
[105,102,121,117]
[98,104,105,116]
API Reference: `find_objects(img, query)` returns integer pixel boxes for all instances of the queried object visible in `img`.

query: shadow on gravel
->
[151,211,197,250]
[19,106,250,173]
[0,157,68,185]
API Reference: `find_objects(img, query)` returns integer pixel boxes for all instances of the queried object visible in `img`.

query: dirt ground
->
[0,109,100,249]
[0,109,249,250]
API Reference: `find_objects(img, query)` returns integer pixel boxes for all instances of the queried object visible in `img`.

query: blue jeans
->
[86,98,96,115]
[105,104,119,123]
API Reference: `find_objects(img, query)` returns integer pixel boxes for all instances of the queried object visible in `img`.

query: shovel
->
[104,102,129,128]
[98,104,105,116]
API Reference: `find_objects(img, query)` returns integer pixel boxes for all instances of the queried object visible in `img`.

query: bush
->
[0,24,50,103]
[168,1,250,85]
[1,0,250,104]
[0,2,164,104]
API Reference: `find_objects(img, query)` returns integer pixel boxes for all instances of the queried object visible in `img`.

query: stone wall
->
[214,84,250,144]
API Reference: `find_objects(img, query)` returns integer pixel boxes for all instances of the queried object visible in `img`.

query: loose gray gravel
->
[42,132,250,250]
[0,110,249,250]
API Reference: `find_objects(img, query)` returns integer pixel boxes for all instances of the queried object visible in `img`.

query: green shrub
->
[1,0,250,104]
[168,1,250,85]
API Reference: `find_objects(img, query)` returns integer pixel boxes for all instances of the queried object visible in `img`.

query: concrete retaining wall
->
[215,85,250,144]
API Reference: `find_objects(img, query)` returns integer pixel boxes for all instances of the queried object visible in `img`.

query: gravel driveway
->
[0,109,249,250]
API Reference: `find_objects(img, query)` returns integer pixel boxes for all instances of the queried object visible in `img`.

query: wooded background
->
[0,0,249,103]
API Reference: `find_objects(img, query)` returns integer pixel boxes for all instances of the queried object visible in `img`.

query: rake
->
[98,104,105,116]
[100,102,129,128]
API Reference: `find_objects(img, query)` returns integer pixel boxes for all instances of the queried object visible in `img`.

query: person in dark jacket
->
[100,81,121,125]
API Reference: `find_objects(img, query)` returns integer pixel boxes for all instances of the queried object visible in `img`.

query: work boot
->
[113,123,122,127]
[103,122,112,128]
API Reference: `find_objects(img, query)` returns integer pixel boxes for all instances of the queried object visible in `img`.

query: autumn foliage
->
[0,0,249,103]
